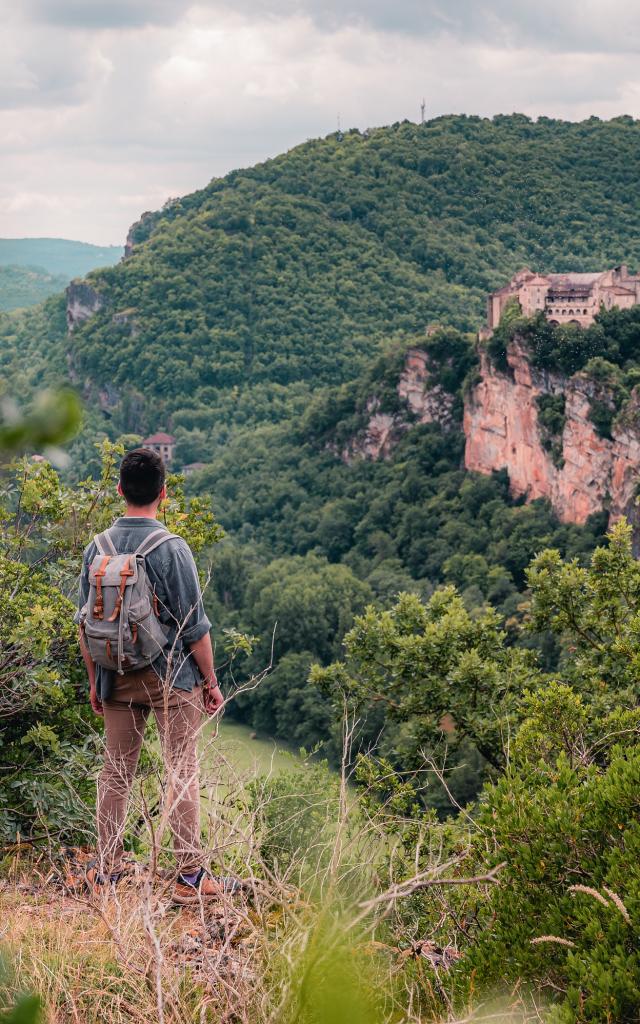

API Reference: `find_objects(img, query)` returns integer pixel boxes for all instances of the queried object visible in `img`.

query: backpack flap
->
[88,553,139,621]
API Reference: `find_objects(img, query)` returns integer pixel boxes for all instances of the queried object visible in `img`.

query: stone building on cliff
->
[481,265,640,338]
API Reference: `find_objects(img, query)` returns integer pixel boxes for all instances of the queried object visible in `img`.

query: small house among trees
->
[142,431,175,465]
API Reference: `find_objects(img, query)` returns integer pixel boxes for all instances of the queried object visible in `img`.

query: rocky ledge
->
[66,280,104,332]
[342,348,456,462]
[464,339,640,529]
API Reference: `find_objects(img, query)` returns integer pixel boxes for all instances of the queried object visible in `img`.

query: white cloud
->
[1,0,640,242]
[1,191,66,213]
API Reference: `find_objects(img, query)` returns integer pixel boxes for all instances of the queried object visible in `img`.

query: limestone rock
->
[341,348,456,463]
[398,348,455,429]
[464,338,640,532]
[66,280,104,332]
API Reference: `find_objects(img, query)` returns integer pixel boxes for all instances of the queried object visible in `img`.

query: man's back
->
[77,515,211,700]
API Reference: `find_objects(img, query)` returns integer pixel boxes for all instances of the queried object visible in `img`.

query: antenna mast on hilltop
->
[420,98,426,125]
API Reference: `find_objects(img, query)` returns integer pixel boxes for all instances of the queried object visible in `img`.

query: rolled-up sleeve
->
[161,539,211,645]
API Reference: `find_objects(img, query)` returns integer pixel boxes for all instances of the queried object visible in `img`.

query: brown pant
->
[98,666,203,877]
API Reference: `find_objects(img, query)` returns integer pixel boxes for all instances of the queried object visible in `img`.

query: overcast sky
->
[2,0,640,245]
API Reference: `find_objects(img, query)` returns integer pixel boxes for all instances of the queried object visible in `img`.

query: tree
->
[312,587,539,773]
[527,519,640,709]
[244,554,373,665]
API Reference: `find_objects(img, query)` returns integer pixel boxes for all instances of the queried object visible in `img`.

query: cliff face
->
[124,210,160,258]
[346,337,640,531]
[66,280,104,332]
[342,348,456,462]
[464,340,640,528]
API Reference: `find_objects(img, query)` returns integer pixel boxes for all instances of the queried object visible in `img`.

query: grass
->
[0,722,546,1024]
[205,719,300,778]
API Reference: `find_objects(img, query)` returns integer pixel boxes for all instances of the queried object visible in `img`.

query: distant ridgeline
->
[49,113,640,437]
[0,238,123,279]
[0,264,69,312]
[0,238,123,311]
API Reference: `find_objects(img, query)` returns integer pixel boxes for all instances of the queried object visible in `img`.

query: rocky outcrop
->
[97,383,120,413]
[342,348,457,462]
[124,210,161,258]
[398,349,456,429]
[341,401,402,462]
[464,339,640,528]
[66,280,104,332]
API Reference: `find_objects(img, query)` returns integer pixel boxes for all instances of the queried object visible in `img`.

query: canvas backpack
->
[79,526,178,675]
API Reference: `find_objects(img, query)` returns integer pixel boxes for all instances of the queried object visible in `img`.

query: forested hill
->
[60,114,640,436]
[0,265,68,312]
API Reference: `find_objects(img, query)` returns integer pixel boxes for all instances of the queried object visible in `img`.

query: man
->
[77,447,224,901]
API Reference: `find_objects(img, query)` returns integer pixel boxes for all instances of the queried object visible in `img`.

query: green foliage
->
[0,955,41,1024]
[528,520,639,693]
[1,995,41,1024]
[418,327,478,402]
[0,389,82,455]
[327,526,640,1020]
[202,386,605,756]
[536,392,566,466]
[0,454,112,841]
[485,295,524,370]
[312,588,539,777]
[454,685,640,1023]
[491,304,640,383]
[247,760,341,882]
[275,917,387,1024]
[0,266,68,312]
[0,298,70,404]
[8,115,640,1020]
[14,114,640,439]
[245,554,372,664]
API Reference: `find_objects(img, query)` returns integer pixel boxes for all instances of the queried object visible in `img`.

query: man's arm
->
[161,538,222,715]
[76,544,103,717]
[79,626,103,717]
[189,632,224,715]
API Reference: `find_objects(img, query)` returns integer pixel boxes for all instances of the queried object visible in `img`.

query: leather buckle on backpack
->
[107,558,134,623]
[93,555,111,619]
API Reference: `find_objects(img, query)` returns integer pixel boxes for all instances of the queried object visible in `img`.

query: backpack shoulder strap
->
[94,528,117,556]
[134,528,179,558]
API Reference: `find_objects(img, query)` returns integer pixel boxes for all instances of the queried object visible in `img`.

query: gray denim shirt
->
[75,516,211,700]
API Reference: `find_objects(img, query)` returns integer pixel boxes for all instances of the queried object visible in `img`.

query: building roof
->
[143,432,175,445]
[547,272,602,286]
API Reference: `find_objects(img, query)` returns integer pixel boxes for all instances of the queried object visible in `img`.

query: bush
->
[246,760,341,885]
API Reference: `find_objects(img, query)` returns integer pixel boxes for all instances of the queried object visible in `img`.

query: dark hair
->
[119,448,166,506]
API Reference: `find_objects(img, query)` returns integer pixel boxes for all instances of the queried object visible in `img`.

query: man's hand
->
[89,681,104,717]
[189,633,223,716]
[202,678,224,716]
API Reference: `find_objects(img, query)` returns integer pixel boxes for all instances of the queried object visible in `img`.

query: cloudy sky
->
[2,0,640,244]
